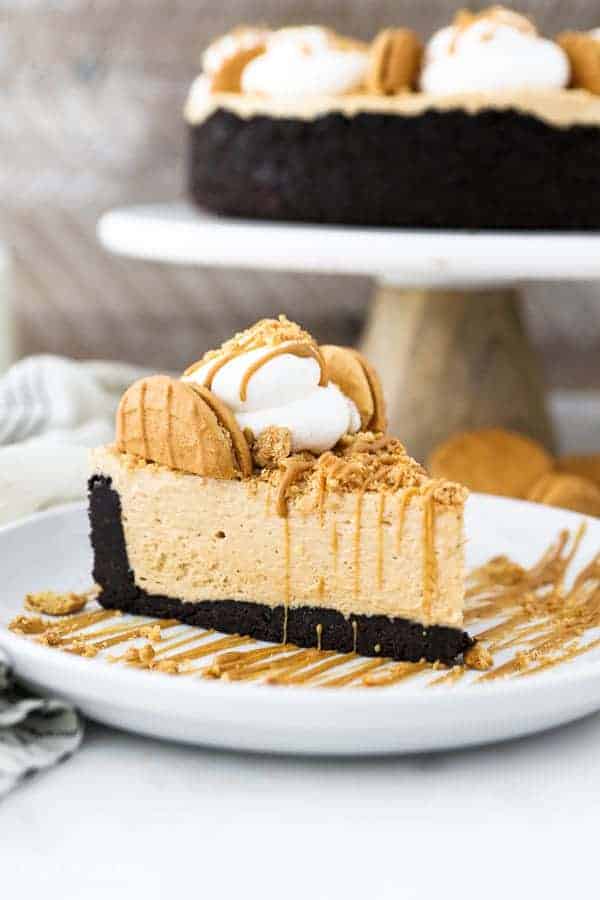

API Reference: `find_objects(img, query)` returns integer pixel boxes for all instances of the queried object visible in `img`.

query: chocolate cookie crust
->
[188,106,600,230]
[89,475,472,666]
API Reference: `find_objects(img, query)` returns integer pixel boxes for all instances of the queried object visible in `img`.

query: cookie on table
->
[428,428,553,498]
[527,472,600,517]
[556,454,600,489]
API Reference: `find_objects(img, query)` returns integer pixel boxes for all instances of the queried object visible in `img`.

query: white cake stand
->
[98,202,600,460]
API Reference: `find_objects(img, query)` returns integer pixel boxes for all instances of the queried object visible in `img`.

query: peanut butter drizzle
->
[269,654,346,686]
[395,487,419,555]
[168,633,248,664]
[320,658,388,688]
[276,458,315,517]
[63,619,178,653]
[204,644,295,678]
[282,516,292,644]
[376,493,386,590]
[25,608,116,640]
[429,665,466,687]
[422,487,437,622]
[351,435,395,455]
[225,648,319,683]
[197,351,239,388]
[239,342,327,402]
[153,629,216,657]
[316,623,323,651]
[353,490,364,600]
[317,578,325,602]
[317,469,328,526]
[264,649,327,684]
[331,520,339,587]
[363,661,428,687]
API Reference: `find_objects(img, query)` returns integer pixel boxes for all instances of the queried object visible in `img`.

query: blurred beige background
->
[3,0,600,385]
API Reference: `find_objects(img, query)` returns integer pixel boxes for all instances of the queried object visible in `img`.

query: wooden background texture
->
[3,0,600,386]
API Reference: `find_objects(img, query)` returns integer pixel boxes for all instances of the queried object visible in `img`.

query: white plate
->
[1,496,600,756]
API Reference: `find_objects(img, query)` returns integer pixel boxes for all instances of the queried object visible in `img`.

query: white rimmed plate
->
[1,496,600,756]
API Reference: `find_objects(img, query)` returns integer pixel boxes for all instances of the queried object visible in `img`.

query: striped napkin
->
[0,648,83,796]
[0,354,146,524]
[0,355,145,796]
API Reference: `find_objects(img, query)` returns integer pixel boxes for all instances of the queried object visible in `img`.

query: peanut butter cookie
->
[428,428,553,498]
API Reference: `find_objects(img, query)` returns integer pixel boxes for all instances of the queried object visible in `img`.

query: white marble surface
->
[4,714,600,899]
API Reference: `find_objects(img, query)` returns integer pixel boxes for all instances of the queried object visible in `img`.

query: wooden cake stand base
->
[362,283,553,460]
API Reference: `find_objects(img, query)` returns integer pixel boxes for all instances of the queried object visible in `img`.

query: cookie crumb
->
[8,614,47,635]
[253,426,292,468]
[152,658,181,674]
[123,643,156,666]
[25,590,87,616]
[464,642,494,671]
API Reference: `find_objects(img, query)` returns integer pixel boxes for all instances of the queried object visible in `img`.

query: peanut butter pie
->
[186,8,600,229]
[89,317,471,664]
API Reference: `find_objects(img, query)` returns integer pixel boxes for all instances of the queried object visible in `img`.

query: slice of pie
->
[89,316,471,665]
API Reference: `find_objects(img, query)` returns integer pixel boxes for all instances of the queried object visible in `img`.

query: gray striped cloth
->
[0,649,83,796]
[0,355,147,796]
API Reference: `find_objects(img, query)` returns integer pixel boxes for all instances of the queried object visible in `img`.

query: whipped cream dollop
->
[241,26,368,99]
[183,343,361,453]
[420,13,570,95]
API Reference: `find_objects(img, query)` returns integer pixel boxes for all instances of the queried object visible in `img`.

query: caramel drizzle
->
[239,342,326,402]
[331,519,339,597]
[422,487,437,622]
[353,490,365,600]
[283,517,291,644]
[187,350,239,388]
[315,623,323,651]
[376,493,386,590]
[396,487,419,555]
[276,458,315,517]
[429,665,466,687]
[363,661,428,687]
[351,435,395,455]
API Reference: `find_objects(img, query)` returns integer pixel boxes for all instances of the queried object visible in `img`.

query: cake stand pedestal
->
[98,203,600,461]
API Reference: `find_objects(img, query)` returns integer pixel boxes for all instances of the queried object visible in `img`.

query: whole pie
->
[185,8,600,230]
[89,317,471,665]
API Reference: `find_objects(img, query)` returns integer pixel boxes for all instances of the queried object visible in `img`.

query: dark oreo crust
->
[188,106,600,229]
[88,474,473,666]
